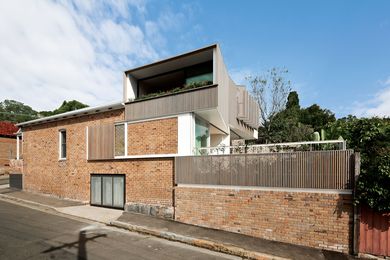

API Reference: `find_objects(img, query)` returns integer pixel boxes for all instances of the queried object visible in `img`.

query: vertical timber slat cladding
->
[360,205,390,257]
[22,109,175,207]
[125,85,218,121]
[175,150,355,189]
[88,124,115,160]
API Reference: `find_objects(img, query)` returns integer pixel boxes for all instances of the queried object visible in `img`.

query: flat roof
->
[125,44,217,79]
[17,102,123,127]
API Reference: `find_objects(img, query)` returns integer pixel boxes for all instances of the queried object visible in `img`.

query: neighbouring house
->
[16,44,259,214]
[0,121,19,174]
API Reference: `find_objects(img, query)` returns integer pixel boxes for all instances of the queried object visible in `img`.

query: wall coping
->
[176,184,353,194]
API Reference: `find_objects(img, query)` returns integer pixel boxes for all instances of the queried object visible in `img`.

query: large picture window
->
[59,130,66,160]
[195,117,210,155]
[114,123,126,156]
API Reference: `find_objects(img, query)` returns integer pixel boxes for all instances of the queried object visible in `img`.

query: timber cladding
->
[124,85,218,121]
[21,109,175,207]
[175,186,354,253]
[88,124,115,160]
[175,150,355,190]
[0,137,16,166]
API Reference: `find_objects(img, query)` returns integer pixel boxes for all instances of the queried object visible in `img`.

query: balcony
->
[125,84,218,121]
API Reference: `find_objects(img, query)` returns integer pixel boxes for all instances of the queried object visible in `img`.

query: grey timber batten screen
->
[175,150,356,190]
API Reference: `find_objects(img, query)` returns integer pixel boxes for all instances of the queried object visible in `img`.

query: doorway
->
[90,174,125,209]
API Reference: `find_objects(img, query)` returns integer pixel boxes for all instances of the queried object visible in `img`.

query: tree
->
[39,100,88,117]
[285,91,300,110]
[300,104,335,132]
[0,100,38,123]
[247,68,292,143]
[326,116,390,211]
[258,91,313,143]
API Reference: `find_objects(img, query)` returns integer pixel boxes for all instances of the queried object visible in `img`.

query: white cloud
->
[0,0,199,111]
[353,77,390,117]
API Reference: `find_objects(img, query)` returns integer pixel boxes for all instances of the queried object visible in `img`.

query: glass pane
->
[113,176,124,208]
[60,131,66,158]
[91,176,101,205]
[61,144,66,158]
[195,117,210,154]
[102,176,113,206]
[115,124,125,156]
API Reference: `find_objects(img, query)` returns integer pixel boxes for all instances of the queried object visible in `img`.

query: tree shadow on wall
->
[42,230,107,260]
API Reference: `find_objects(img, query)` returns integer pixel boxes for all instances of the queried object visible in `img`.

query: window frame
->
[59,129,67,160]
[114,122,127,158]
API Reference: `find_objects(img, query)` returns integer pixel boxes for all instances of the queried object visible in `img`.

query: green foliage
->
[0,99,89,123]
[135,80,212,101]
[300,104,336,132]
[39,100,88,117]
[326,116,390,211]
[286,91,300,110]
[259,91,314,143]
[0,100,38,123]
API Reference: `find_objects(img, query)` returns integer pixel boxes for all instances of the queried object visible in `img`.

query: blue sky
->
[1,0,389,117]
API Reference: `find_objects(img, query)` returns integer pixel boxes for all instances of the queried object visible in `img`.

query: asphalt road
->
[0,200,239,260]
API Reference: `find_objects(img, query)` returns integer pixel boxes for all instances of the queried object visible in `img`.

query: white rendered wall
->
[123,74,137,102]
[178,113,195,155]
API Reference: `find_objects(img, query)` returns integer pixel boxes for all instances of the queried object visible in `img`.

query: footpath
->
[0,187,354,260]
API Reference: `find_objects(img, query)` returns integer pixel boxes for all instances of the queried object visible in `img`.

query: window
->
[59,130,66,159]
[114,123,126,157]
[195,117,210,155]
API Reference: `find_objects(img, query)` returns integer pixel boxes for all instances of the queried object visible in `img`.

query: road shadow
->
[42,230,107,260]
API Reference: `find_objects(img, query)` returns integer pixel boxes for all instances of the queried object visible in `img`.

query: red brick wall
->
[22,109,174,208]
[127,117,177,155]
[175,186,353,253]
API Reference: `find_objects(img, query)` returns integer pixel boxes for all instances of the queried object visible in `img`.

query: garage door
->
[90,174,125,209]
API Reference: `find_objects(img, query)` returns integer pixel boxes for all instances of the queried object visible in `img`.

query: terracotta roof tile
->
[0,121,18,137]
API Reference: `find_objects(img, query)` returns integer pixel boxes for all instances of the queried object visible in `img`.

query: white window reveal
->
[59,130,67,160]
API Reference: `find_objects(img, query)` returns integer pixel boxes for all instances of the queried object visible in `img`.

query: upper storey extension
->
[123,44,259,139]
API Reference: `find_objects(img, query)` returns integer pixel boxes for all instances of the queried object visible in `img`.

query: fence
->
[197,140,346,155]
[359,205,390,257]
[175,150,355,189]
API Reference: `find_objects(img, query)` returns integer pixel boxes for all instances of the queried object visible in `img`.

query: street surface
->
[0,200,239,260]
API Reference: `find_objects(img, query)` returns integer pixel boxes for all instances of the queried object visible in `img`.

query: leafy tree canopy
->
[300,104,336,132]
[39,100,88,117]
[0,100,38,123]
[326,116,390,211]
[0,99,89,123]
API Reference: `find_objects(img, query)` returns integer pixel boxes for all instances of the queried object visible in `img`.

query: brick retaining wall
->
[175,186,354,253]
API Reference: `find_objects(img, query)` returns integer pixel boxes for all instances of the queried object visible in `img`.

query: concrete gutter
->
[110,220,289,260]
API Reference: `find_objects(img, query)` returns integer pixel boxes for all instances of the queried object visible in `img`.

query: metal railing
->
[196,140,346,155]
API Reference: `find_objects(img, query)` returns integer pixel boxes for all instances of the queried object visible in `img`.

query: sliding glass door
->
[90,174,125,209]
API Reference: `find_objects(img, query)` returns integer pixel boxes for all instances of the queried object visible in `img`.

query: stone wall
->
[175,186,354,253]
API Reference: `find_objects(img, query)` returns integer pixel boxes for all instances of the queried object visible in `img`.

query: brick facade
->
[127,117,177,155]
[175,186,353,253]
[22,109,175,210]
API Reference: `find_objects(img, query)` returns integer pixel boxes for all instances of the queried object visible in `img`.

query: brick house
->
[0,121,18,171]
[16,44,260,216]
